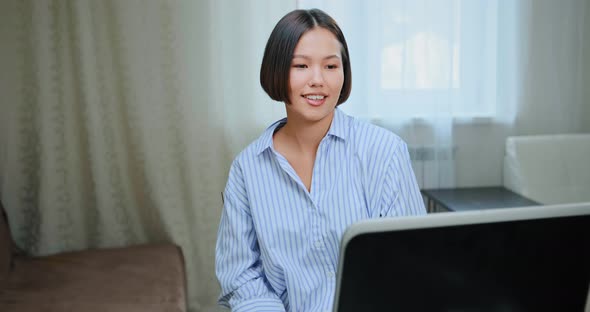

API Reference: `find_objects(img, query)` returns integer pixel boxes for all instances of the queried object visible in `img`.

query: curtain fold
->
[512,0,589,135]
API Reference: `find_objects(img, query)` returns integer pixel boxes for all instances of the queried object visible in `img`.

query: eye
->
[292,64,307,69]
[326,64,338,69]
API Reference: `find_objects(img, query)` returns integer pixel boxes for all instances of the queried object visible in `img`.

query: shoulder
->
[231,118,284,169]
[348,115,407,158]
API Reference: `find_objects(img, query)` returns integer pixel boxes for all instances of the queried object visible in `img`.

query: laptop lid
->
[333,202,590,312]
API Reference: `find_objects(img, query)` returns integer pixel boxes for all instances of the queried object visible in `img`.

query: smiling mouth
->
[302,94,327,106]
[303,94,325,100]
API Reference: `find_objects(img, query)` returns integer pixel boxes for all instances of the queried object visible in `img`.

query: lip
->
[302,92,328,97]
[301,94,328,106]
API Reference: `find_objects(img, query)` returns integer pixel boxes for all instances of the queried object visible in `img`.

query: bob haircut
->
[260,9,352,105]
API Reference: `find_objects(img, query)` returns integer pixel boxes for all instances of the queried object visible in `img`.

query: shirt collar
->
[255,117,286,156]
[327,108,348,141]
[255,108,348,156]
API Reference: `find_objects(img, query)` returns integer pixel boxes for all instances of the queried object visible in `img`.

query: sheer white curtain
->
[0,0,294,311]
[508,0,589,135]
[298,0,590,189]
[298,0,499,189]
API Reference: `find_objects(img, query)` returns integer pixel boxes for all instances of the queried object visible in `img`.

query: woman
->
[216,9,425,312]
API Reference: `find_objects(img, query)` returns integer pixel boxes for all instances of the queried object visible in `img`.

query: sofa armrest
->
[503,133,590,204]
[0,201,13,281]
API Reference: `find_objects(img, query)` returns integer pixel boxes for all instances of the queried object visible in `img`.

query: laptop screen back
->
[334,204,590,312]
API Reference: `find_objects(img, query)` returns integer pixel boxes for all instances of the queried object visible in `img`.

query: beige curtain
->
[0,0,294,311]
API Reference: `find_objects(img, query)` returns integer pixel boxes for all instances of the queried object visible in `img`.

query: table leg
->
[428,199,436,213]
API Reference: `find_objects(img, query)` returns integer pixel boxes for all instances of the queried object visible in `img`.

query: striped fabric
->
[216,108,426,312]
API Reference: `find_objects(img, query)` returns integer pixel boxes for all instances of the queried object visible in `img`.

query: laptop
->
[333,202,590,312]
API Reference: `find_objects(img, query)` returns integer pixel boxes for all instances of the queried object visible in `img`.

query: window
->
[298,0,499,119]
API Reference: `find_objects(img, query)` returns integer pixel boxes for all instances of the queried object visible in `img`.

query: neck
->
[281,109,335,153]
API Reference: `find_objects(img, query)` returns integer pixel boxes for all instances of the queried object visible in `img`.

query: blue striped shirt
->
[216,108,426,312]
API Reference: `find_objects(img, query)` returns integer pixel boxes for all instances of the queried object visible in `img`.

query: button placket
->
[311,138,338,278]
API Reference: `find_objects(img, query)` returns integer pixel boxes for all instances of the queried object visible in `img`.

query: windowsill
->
[451,115,495,124]
[362,115,497,126]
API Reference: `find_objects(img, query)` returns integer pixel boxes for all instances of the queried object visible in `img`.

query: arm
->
[215,161,286,312]
[380,142,427,217]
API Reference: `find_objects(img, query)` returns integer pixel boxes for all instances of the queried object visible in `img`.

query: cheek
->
[332,71,345,91]
[288,73,303,102]
[289,71,306,90]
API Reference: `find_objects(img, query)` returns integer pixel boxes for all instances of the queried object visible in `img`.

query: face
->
[287,27,344,124]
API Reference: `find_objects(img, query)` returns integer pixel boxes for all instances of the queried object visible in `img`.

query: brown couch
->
[0,200,187,312]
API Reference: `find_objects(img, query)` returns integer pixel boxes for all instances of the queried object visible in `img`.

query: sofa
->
[503,133,590,205]
[0,200,187,312]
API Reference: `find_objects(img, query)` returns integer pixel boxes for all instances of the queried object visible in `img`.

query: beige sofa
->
[503,133,590,205]
[0,200,187,312]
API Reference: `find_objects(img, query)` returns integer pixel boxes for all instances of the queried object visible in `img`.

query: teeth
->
[305,95,325,100]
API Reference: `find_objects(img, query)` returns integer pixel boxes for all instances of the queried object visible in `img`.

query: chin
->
[301,106,335,122]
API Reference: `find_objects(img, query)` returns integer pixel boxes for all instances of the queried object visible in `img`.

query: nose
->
[308,67,324,87]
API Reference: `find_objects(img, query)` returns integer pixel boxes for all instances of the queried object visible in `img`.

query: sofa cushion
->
[503,133,590,204]
[0,243,186,312]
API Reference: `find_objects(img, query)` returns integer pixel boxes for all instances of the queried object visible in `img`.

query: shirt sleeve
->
[215,161,286,312]
[380,142,427,217]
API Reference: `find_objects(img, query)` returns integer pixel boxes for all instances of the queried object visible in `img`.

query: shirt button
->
[327,271,335,278]
[314,241,323,248]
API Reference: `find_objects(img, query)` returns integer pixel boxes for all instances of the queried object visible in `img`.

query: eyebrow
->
[292,54,341,60]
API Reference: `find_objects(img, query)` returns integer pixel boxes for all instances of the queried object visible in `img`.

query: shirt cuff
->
[232,297,286,312]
